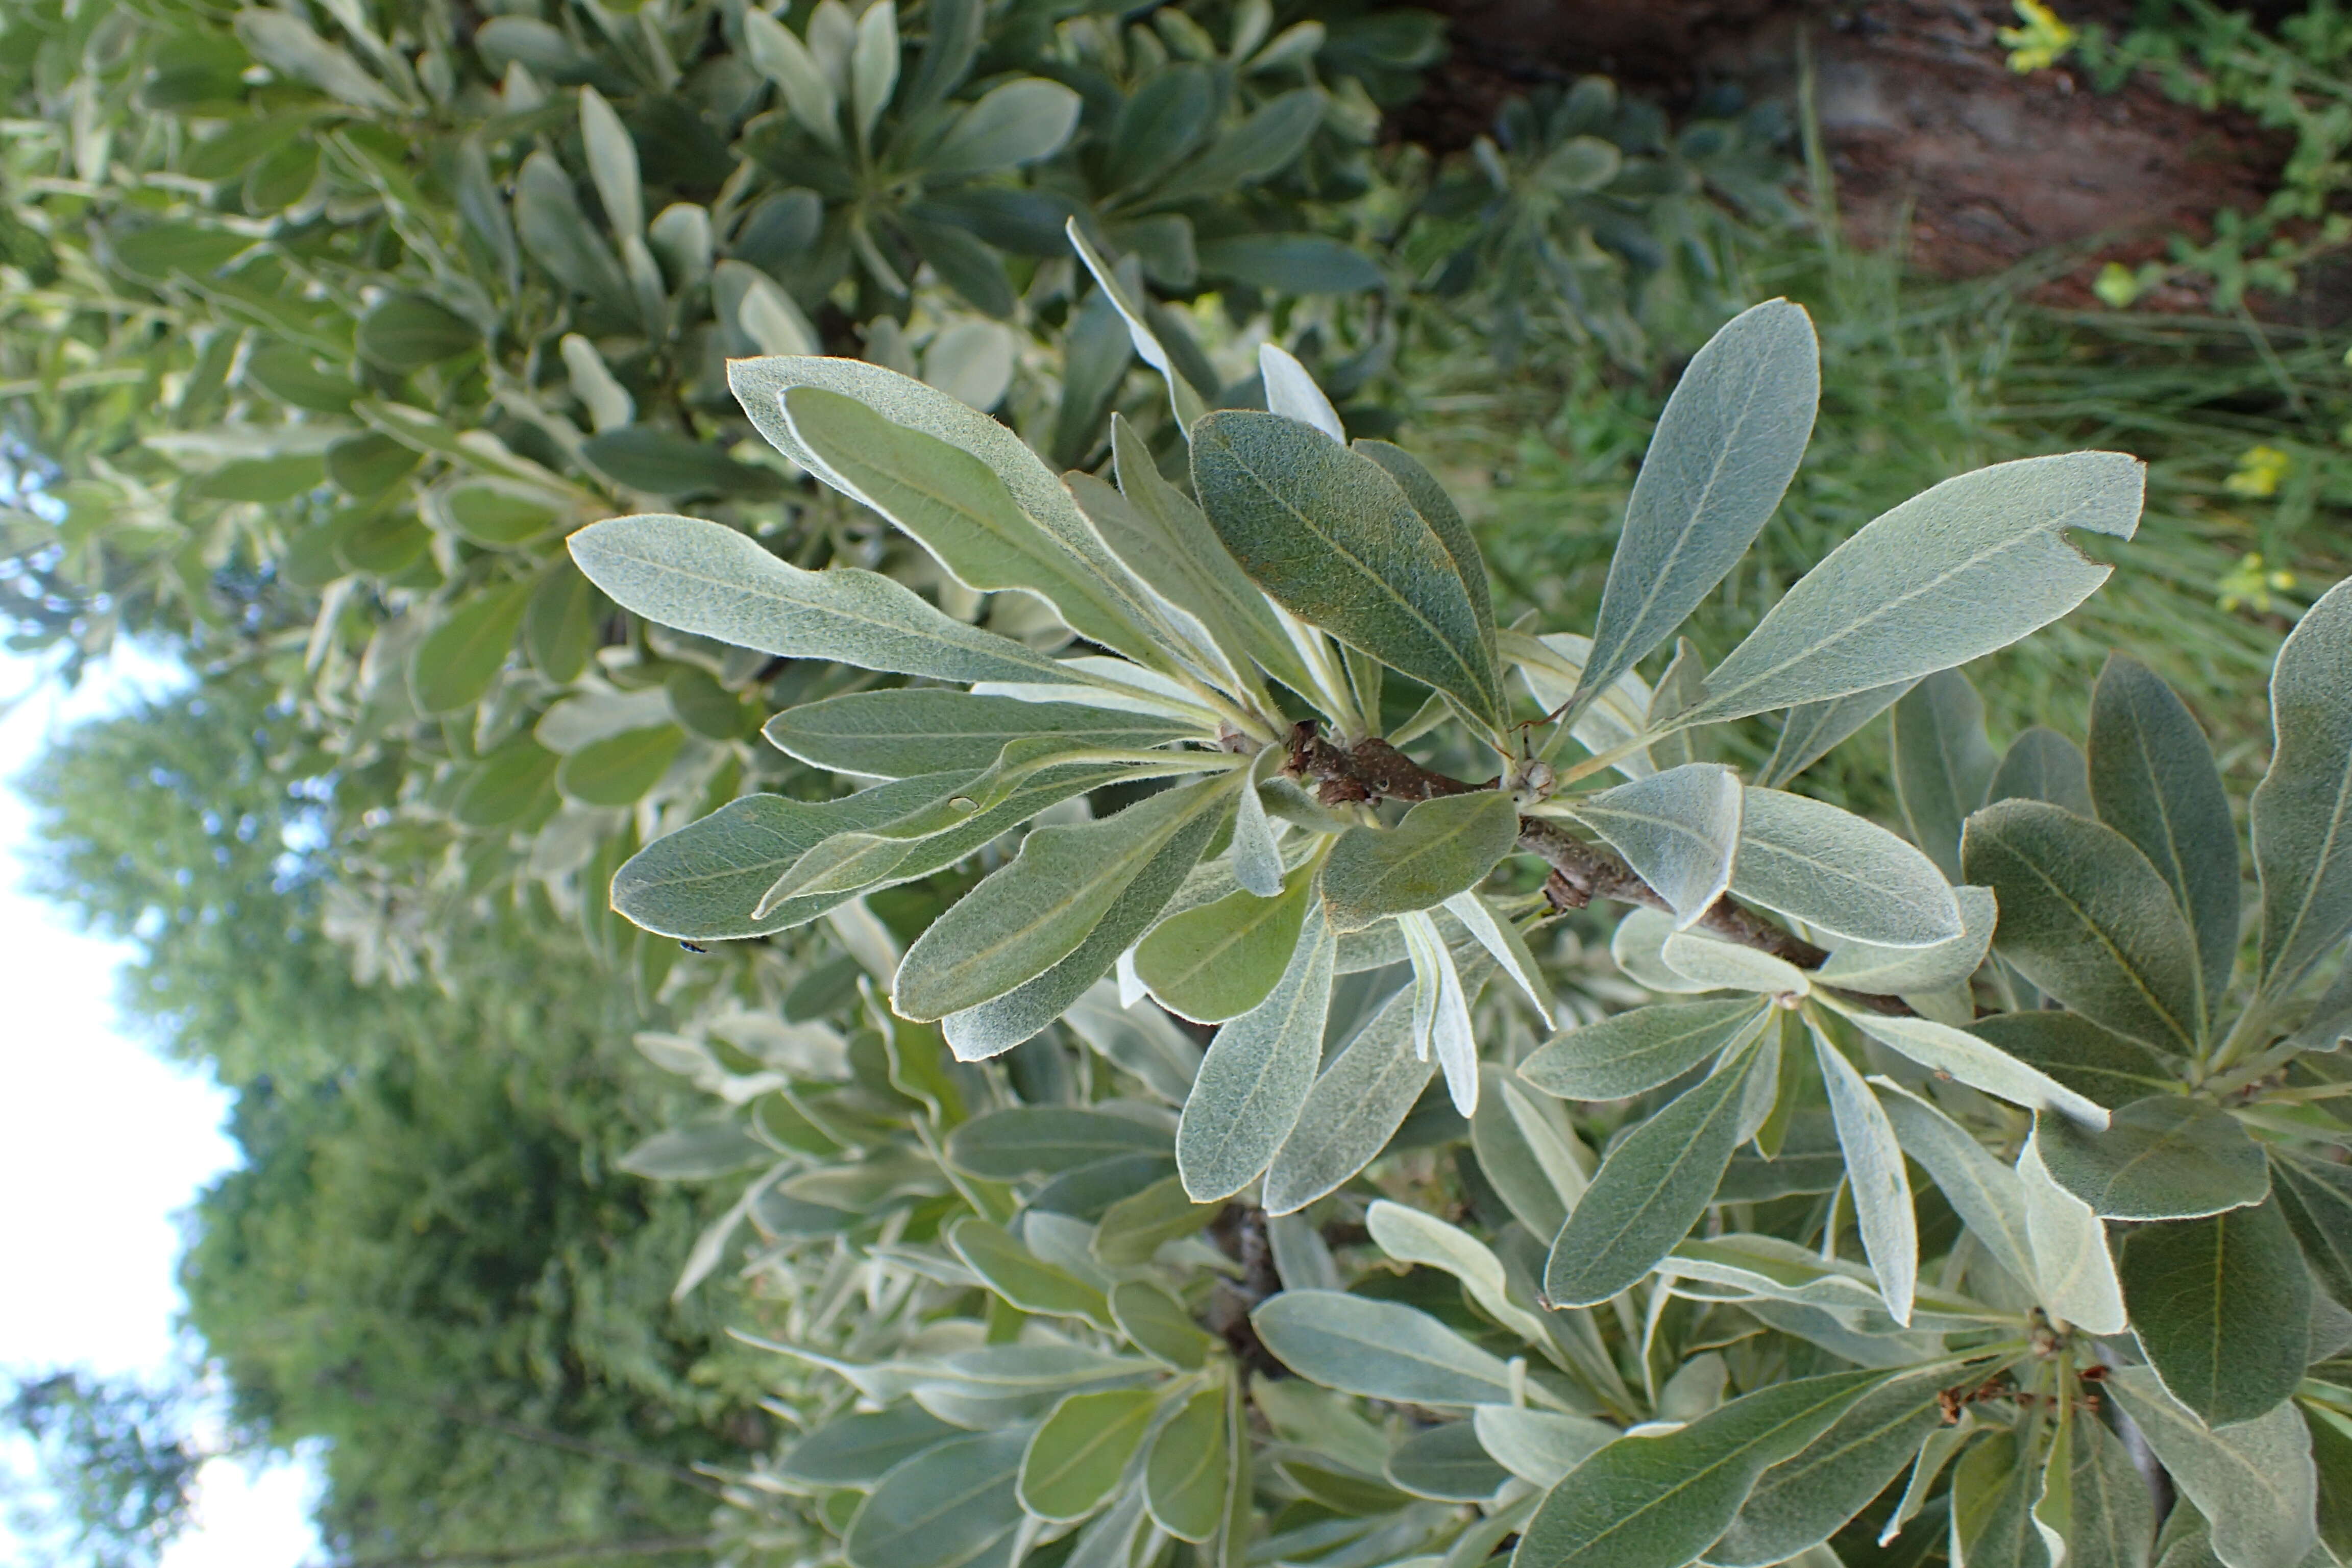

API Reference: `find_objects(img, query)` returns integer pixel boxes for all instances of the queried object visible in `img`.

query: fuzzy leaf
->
[1175,906,1337,1200]
[2253,576,2352,991]
[1319,790,1520,932]
[2035,1096,2269,1221]
[1567,764,1743,929]
[1731,787,1961,948]
[2118,1198,2311,1429]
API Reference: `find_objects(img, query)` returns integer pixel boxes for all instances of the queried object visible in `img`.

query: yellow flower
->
[2218,552,2297,615]
[1998,0,2077,72]
[2223,445,2289,498]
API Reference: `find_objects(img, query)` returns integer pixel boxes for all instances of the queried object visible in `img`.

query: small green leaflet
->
[1572,298,1819,718]
[1989,725,2094,816]
[1677,452,2145,725]
[1563,764,1742,929]
[1018,1388,1158,1522]
[1174,905,1337,1200]
[569,512,1073,686]
[1251,1290,1518,1407]
[1893,669,2001,883]
[1319,791,1520,932]
[1190,409,1504,729]
[946,1217,1112,1329]
[842,1427,1030,1568]
[944,1106,1172,1179]
[1810,1023,1918,1325]
[1144,1382,1227,1542]
[1134,858,1314,1022]
[2033,1096,2268,1221]
[1261,978,1437,1215]
[1520,999,1770,1101]
[2117,1198,2311,1429]
[1816,885,1996,995]
[1731,787,1961,948]
[2252,576,2352,993]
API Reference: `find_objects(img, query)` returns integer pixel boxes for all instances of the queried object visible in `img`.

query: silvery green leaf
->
[2270,1147,2352,1305]
[764,691,1196,778]
[895,778,1224,1022]
[1320,791,1521,932]
[720,260,820,357]
[1732,787,1963,948]
[1018,1388,1158,1522]
[1565,763,1743,929]
[1894,669,2000,883]
[1474,1407,1619,1488]
[742,10,841,145]
[2016,1130,2128,1334]
[1645,638,1710,770]
[2289,955,2352,1052]
[1681,452,2146,725]
[1175,905,1337,1199]
[1827,1000,2111,1128]
[1079,417,1312,696]
[782,386,1180,674]
[1262,979,1432,1214]
[1143,1382,1227,1542]
[975,655,1222,725]
[1873,1079,2038,1291]
[1400,909,1479,1114]
[1879,1415,1977,1548]
[2035,1096,2268,1220]
[948,1217,1111,1328]
[1542,1032,1766,1307]
[2060,1406,2158,1568]
[1259,342,1342,441]
[576,85,641,238]
[1443,891,1555,1026]
[1655,1233,1891,1317]
[1355,438,1497,659]
[2106,1367,2317,1568]
[1504,629,1656,778]
[1659,931,1809,995]
[235,9,403,112]
[1810,1024,1917,1324]
[1611,907,1714,994]
[1572,299,1820,715]
[1252,1290,1518,1406]
[1387,1423,1511,1503]
[1230,752,1285,897]
[1064,985,1202,1104]
[1989,725,2093,816]
[1191,409,1505,729]
[1967,1011,2178,1111]
[1473,1066,1592,1238]
[1950,1428,2043,1568]
[2253,576,2352,993]
[1065,222,1206,431]
[1135,859,1314,1023]
[1708,1366,1954,1568]
[569,513,1071,685]
[559,333,632,432]
[1817,886,1997,994]
[945,1106,1173,1179]
[1759,679,1918,789]
[1266,1210,1341,1293]
[930,77,1081,176]
[781,1406,960,1488]
[1963,798,2204,1054]
[941,797,1227,1060]
[1366,1199,1549,1344]
[1521,999,1770,1100]
[843,1427,1028,1568]
[849,0,897,148]
[2118,1198,2311,1428]
[1511,1369,1891,1568]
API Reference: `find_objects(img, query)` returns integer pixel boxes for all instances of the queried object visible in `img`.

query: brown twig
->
[1285,721,1916,1012]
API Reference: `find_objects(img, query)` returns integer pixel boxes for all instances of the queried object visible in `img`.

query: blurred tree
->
[3,1369,205,1568]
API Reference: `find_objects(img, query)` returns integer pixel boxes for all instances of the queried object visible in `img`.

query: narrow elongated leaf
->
[2065,1406,2158,1568]
[945,1107,1171,1179]
[1894,670,2001,883]
[1520,999,1769,1101]
[1144,1383,1227,1542]
[1543,1034,1765,1307]
[1708,1366,1954,1567]
[845,1428,1028,1568]
[1191,409,1504,727]
[1355,437,1496,654]
[2118,1198,2311,1428]
[2035,1096,2268,1220]
[1251,1290,1517,1406]
[409,581,531,715]
[1963,799,2203,1054]
[1175,906,1337,1200]
[929,77,1082,177]
[570,513,1072,685]
[1817,886,1996,994]
[1387,1423,1510,1503]
[1759,679,1917,789]
[1574,299,1819,713]
[1732,787,1962,948]
[2253,576,2352,991]
[1966,1012,2178,1111]
[1659,932,1809,995]
[1510,1369,1890,1568]
[1875,1080,2038,1290]
[784,387,1173,671]
[1262,980,1435,1214]
[1319,791,1520,931]
[896,779,1223,1021]
[2016,1132,2128,1334]
[765,692,1194,777]
[1109,1281,1212,1370]
[1989,726,2094,816]
[1682,453,2145,724]
[1566,764,1743,929]
[1365,1199,1549,1344]
[1951,1428,2045,1568]
[1811,1027,1917,1324]
[949,1217,1108,1320]
[2270,1148,2352,1305]
[1829,1003,2110,1128]
[2106,1367,2317,1568]
[1444,892,1557,1026]
[1019,1388,1158,1522]
[782,1406,961,1487]
[1258,342,1343,441]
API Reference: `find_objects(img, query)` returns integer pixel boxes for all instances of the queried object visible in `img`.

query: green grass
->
[1394,230,2352,815]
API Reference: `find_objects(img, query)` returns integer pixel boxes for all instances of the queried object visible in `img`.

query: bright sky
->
[0,645,321,1568]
